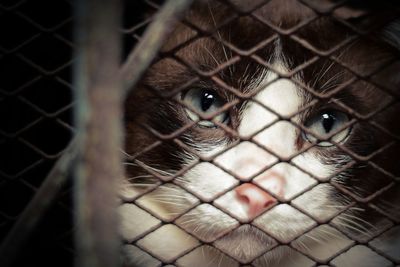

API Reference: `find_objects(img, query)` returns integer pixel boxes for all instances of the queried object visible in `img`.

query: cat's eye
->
[182,88,229,127]
[303,110,351,147]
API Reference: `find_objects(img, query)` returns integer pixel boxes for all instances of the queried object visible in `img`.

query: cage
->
[1,0,400,267]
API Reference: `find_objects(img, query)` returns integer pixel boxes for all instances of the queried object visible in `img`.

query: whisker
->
[128,183,156,187]
[126,175,154,180]
[151,195,193,201]
[144,200,187,206]
[302,232,325,245]
[202,45,222,66]
[120,149,132,158]
[334,218,372,237]
[207,2,233,77]
[339,212,376,230]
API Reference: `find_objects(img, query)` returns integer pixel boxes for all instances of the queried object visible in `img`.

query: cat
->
[120,0,400,266]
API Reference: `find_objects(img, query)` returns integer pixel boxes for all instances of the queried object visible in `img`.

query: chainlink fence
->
[0,0,74,266]
[1,0,400,267]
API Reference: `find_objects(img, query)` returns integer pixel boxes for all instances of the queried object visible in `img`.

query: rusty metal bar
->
[73,0,123,267]
[120,0,195,95]
[0,138,77,267]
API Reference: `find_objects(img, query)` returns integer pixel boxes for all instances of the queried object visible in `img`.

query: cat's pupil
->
[322,113,335,133]
[201,91,215,111]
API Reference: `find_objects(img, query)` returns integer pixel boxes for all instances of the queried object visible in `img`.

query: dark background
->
[0,0,156,266]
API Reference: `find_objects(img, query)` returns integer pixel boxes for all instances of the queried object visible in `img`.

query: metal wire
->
[1,0,399,267]
[121,0,400,266]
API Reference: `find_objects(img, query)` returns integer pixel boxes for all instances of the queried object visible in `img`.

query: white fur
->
[184,61,332,197]
[122,62,344,264]
[173,61,336,233]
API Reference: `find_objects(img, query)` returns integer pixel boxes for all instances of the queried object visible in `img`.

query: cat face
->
[121,0,400,265]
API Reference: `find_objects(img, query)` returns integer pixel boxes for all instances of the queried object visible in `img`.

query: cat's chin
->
[212,224,277,263]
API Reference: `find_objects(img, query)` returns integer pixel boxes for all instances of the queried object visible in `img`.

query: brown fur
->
[124,0,400,246]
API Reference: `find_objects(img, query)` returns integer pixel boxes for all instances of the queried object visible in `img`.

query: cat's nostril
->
[237,194,250,204]
[263,201,273,208]
[235,183,276,220]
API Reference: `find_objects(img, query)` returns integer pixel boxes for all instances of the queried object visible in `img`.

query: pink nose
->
[235,183,276,220]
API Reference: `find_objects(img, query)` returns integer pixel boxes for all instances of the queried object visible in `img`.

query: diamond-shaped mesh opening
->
[0,12,37,51]
[0,140,42,176]
[17,0,72,30]
[0,55,39,93]
[0,97,40,134]
[19,119,72,156]
[19,34,73,73]
[3,0,400,267]
[20,77,72,113]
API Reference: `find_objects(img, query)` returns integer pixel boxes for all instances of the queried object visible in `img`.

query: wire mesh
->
[0,0,74,266]
[1,0,399,267]
[121,0,400,266]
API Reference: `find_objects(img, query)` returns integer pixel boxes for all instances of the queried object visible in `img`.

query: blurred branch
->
[0,138,77,267]
[120,0,194,95]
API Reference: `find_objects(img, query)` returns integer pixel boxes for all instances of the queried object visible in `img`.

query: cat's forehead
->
[167,0,341,54]
[184,0,315,31]
[145,0,398,111]
[157,5,335,79]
